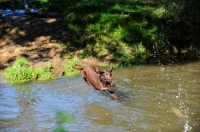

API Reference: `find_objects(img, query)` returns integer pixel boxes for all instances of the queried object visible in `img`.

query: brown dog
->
[72,66,121,101]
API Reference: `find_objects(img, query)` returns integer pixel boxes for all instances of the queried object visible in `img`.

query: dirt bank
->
[0,15,105,76]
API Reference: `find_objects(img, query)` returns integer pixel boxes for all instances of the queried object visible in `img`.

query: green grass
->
[4,58,56,83]
[4,57,82,84]
[63,57,80,77]
[54,111,74,132]
[2,0,199,83]
[4,58,35,84]
[4,57,83,83]
[34,63,55,81]
[1,0,199,67]
[63,0,199,66]
[60,1,170,66]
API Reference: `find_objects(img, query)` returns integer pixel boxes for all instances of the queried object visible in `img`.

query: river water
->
[0,62,200,132]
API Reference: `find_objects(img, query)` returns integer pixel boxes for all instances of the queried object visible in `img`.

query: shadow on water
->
[0,61,200,131]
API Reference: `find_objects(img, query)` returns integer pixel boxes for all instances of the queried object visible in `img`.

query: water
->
[0,62,200,132]
[1,8,39,18]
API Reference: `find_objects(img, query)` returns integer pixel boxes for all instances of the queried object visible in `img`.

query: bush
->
[4,57,83,84]
[63,57,80,77]
[4,58,55,84]
[4,57,35,84]
[34,63,55,81]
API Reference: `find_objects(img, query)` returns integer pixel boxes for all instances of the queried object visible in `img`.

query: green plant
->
[4,57,34,84]
[64,57,80,77]
[34,63,55,81]
[54,111,74,132]
[63,52,74,59]
[79,50,91,58]
[4,58,56,84]
[58,42,65,48]
[2,0,199,68]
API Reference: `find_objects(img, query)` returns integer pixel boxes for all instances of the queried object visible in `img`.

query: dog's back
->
[73,66,100,87]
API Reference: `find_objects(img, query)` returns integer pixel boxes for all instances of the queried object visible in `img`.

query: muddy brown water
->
[0,62,200,132]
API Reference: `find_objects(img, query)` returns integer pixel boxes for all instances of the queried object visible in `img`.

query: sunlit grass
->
[58,42,65,48]
[63,57,80,77]
[4,57,82,83]
[4,58,56,84]
[62,1,168,67]
[34,63,55,81]
[153,6,166,18]
[4,58,34,84]
[2,0,196,67]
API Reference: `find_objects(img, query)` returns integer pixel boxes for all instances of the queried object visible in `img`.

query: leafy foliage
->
[34,63,54,81]
[4,57,82,83]
[4,58,55,84]
[4,58,34,84]
[54,111,74,132]
[1,0,199,66]
[63,57,80,77]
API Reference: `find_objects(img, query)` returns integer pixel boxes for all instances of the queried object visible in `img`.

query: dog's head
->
[99,67,113,84]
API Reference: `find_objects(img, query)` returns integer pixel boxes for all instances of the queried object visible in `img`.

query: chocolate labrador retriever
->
[72,66,121,101]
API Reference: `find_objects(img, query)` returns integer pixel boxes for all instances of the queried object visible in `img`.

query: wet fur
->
[72,66,121,101]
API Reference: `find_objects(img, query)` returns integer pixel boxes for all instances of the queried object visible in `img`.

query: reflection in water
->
[0,62,200,131]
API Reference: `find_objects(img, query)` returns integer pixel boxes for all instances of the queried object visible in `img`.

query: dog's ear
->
[110,67,113,73]
[99,71,105,75]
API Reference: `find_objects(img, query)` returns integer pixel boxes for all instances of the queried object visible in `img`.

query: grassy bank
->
[33,0,199,65]
[1,0,199,66]
[1,0,199,83]
[4,57,80,84]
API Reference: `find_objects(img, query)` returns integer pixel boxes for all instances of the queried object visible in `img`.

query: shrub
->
[63,57,80,77]
[34,63,55,81]
[4,58,34,84]
[4,58,55,83]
